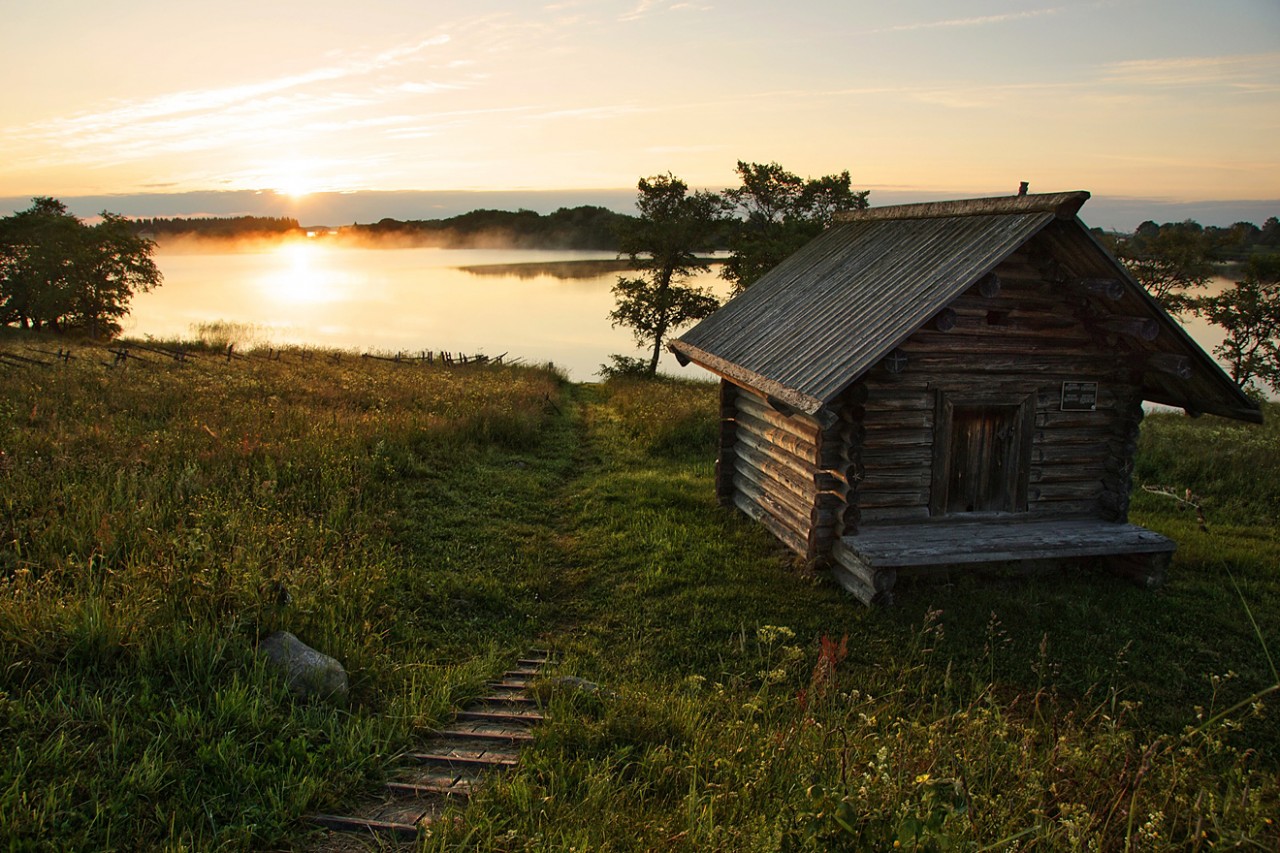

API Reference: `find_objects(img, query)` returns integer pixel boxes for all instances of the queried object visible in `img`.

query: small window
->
[931,392,1034,516]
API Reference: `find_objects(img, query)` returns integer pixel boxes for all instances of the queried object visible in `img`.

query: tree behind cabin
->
[721,161,869,292]
[609,175,723,376]
[1191,253,1280,395]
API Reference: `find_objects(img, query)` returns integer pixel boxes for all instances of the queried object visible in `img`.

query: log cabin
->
[670,191,1262,605]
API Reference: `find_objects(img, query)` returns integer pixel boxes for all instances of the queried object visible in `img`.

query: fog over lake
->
[130,241,1237,386]
[130,242,732,380]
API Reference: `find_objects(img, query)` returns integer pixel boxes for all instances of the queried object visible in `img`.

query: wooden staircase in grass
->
[308,651,555,848]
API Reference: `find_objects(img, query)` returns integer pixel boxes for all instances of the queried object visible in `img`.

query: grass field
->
[1,334,1277,850]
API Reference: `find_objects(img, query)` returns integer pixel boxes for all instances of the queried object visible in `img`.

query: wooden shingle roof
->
[671,191,1261,424]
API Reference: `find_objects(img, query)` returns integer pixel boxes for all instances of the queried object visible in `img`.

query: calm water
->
[130,242,1236,385]
[130,242,731,380]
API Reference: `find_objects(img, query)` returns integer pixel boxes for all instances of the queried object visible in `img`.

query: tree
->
[1191,254,1280,395]
[608,174,723,376]
[1112,220,1214,313]
[0,198,160,335]
[1260,216,1280,248]
[77,213,164,337]
[721,161,869,292]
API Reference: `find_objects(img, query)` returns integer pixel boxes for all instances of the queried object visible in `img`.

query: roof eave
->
[668,340,826,416]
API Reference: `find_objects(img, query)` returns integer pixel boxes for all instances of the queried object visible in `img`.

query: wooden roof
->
[672,191,1261,424]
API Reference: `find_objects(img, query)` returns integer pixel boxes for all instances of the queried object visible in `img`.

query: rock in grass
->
[259,631,348,701]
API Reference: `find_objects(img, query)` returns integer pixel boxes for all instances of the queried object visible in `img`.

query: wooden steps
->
[307,649,556,849]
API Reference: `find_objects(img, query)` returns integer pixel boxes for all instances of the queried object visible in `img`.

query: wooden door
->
[931,392,1034,517]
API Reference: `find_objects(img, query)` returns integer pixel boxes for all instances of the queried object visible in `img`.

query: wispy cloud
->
[1099,52,1280,92]
[619,0,705,22]
[863,7,1062,34]
[3,33,459,168]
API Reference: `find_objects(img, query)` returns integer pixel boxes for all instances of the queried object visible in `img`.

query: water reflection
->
[127,246,1247,387]
[129,244,733,380]
[262,242,348,305]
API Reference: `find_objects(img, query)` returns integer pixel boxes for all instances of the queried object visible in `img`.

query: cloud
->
[3,33,459,166]
[619,0,704,22]
[1099,52,1280,92]
[863,7,1062,34]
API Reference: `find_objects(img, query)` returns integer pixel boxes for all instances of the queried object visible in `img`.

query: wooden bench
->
[831,519,1175,605]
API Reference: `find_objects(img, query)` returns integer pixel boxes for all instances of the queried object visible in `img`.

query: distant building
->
[671,191,1261,604]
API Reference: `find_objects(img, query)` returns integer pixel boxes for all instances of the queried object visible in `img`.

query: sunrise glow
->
[0,1,1276,213]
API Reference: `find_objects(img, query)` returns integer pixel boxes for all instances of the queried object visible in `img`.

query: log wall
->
[838,243,1145,529]
[718,383,845,559]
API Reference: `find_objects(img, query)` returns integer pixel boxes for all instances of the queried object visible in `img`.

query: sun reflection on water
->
[260,241,345,304]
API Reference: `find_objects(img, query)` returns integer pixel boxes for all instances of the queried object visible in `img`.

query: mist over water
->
[130,242,731,380]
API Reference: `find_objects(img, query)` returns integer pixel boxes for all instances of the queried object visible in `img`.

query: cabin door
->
[931,392,1034,516]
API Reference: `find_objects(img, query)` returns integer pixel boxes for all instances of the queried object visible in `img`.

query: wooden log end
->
[933,307,958,332]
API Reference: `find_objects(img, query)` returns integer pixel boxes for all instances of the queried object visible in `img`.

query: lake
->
[130,241,1237,385]
[128,241,732,381]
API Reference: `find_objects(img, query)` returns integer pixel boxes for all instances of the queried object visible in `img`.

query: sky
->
[2,0,1278,229]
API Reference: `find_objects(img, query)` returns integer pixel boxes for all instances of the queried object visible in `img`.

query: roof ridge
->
[836,191,1090,223]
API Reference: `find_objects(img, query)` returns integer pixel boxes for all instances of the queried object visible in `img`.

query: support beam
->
[1074,277,1125,301]
[1094,316,1159,342]
[1147,353,1192,380]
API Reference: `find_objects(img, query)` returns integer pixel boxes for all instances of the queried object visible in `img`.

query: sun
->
[274,175,317,199]
[266,161,326,199]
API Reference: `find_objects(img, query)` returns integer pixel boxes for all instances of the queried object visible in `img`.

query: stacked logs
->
[717,384,846,560]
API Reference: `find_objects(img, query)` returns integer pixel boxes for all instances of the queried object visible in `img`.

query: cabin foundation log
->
[829,540,897,606]
[1105,551,1171,589]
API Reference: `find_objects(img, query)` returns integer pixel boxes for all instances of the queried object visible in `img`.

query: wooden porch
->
[830,519,1176,605]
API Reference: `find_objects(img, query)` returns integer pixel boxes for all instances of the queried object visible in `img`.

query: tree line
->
[3,183,1277,393]
[343,205,635,250]
[131,215,302,240]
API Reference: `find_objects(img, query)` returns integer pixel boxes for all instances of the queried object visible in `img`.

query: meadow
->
[0,333,1276,851]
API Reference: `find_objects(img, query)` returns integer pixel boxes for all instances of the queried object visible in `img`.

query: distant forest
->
[129,206,643,250]
[131,215,302,240]
[1094,215,1280,264]
[128,207,1279,258]
[349,205,639,250]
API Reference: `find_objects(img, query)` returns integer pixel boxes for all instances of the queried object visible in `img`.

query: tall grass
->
[1,338,1276,850]
[0,336,566,849]
[428,385,1279,851]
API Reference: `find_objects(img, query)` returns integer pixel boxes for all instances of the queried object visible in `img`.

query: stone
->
[259,631,349,701]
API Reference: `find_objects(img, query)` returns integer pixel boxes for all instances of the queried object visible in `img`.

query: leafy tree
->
[609,174,723,376]
[77,213,164,337]
[720,161,869,292]
[0,198,160,335]
[1112,220,1214,313]
[1261,216,1280,248]
[1191,254,1280,395]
